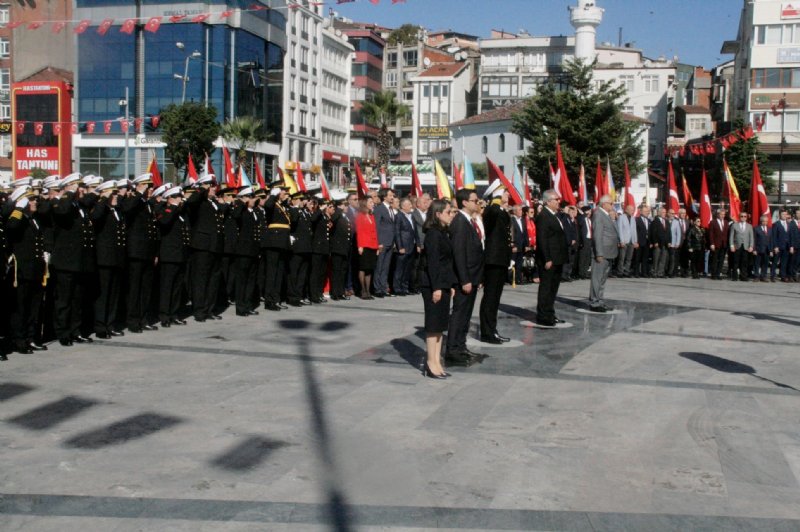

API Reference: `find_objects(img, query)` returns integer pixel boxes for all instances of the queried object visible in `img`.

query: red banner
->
[16,147,60,174]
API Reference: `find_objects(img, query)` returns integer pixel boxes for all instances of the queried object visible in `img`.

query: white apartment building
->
[410,61,474,164]
[281,0,324,175]
[724,0,800,197]
[320,24,354,188]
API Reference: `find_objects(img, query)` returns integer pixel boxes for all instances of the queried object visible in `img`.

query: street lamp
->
[174,42,202,104]
[119,87,130,179]
[777,93,788,204]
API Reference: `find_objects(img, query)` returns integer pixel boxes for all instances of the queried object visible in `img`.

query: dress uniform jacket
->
[483,203,513,267]
[262,196,291,249]
[232,203,261,257]
[6,206,46,282]
[311,211,331,255]
[330,210,352,256]
[290,207,314,254]
[51,192,96,273]
[186,188,226,254]
[121,192,159,260]
[92,198,127,268]
[157,203,190,263]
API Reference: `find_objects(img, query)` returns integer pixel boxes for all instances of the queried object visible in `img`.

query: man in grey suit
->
[372,188,396,297]
[668,209,685,278]
[589,195,620,312]
[728,212,754,281]
[615,204,637,276]
[410,193,430,294]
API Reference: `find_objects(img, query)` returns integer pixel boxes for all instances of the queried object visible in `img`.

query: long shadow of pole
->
[296,333,355,531]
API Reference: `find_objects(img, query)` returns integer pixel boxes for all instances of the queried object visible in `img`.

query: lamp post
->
[119,87,130,179]
[778,93,788,205]
[174,42,202,104]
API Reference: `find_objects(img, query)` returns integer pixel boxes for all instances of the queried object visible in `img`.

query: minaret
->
[569,0,604,61]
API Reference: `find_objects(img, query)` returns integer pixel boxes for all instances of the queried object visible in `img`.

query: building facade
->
[724,0,800,197]
[320,23,353,189]
[73,0,286,180]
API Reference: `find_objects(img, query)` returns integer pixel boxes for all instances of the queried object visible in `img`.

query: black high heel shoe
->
[423,363,447,379]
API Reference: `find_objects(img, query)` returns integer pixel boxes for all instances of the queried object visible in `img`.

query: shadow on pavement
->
[211,436,293,472]
[680,352,800,392]
[63,413,183,450]
[8,396,99,431]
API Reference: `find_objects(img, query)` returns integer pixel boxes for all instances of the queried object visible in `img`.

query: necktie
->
[783,221,787,231]
[587,219,592,239]
[472,219,482,240]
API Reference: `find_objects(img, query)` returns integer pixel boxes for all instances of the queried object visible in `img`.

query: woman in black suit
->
[420,199,456,379]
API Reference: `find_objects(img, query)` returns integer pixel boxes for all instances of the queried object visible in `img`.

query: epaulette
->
[9,209,23,220]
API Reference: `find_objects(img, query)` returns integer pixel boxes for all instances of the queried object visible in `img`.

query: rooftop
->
[417,62,468,78]
[449,102,527,127]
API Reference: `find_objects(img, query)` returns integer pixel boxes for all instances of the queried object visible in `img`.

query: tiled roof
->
[417,62,467,78]
[449,102,527,127]
[678,105,711,115]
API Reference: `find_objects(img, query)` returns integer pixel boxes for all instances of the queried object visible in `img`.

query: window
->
[386,71,397,87]
[0,5,8,26]
[481,136,488,154]
[421,112,429,126]
[751,68,800,89]
[0,38,8,58]
[643,106,654,119]
[498,133,505,152]
[643,75,659,93]
[420,140,428,154]
[619,74,635,92]
[403,49,418,67]
[0,101,9,119]
[0,68,10,91]
[440,112,448,126]
[441,85,448,98]
[0,135,10,159]
[518,135,524,151]
[623,105,634,114]
[403,90,413,101]
[431,112,439,126]
[432,85,439,98]
[482,76,518,97]
[423,84,430,97]
[757,24,800,45]
[387,51,398,68]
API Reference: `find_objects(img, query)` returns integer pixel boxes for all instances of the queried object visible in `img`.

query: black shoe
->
[210,315,223,320]
[422,363,447,379]
[373,292,385,298]
[386,293,397,297]
[0,354,7,361]
[59,338,74,346]
[299,299,312,306]
[265,303,281,311]
[194,317,206,323]
[73,335,93,343]
[589,306,607,313]
[142,325,158,331]
[288,300,303,307]
[395,292,408,296]
[236,310,259,316]
[554,318,565,324]
[603,305,614,311]
[444,354,474,367]
[160,321,171,328]
[496,334,510,343]
[96,332,111,339]
[278,303,289,309]
[536,319,556,327]
[480,335,504,345]
[129,328,143,333]
[311,298,327,304]
[16,346,33,355]
[29,342,48,351]
[111,330,125,337]
[172,319,187,326]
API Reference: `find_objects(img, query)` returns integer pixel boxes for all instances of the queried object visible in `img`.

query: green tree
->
[29,168,50,180]
[160,102,220,175]
[718,118,774,200]
[221,116,268,170]
[512,58,646,195]
[361,90,410,169]
[387,24,421,46]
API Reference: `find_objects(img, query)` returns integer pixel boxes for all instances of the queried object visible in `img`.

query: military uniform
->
[186,187,226,321]
[309,208,331,303]
[156,194,190,326]
[91,193,127,338]
[121,189,159,332]
[222,196,240,303]
[329,207,353,300]
[479,198,513,341]
[232,197,261,315]
[262,194,291,311]
[287,203,313,305]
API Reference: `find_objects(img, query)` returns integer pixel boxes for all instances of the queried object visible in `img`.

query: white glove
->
[270,187,281,197]
[44,252,51,265]
[16,197,29,210]
[509,260,515,270]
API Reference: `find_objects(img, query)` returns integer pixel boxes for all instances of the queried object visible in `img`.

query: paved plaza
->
[2,277,800,531]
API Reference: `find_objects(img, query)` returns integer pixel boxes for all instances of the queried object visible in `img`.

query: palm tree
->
[220,116,268,170]
[360,90,410,170]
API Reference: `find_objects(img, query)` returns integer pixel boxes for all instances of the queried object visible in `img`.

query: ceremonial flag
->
[103,121,113,134]
[681,172,696,219]
[524,171,533,206]
[555,141,576,205]
[594,158,607,201]
[169,15,187,23]
[51,22,67,34]
[354,160,369,199]
[512,165,526,202]
[223,146,236,188]
[120,120,129,133]
[191,13,211,23]
[238,165,252,188]
[74,20,91,34]
[15,121,25,135]
[623,160,636,210]
[723,159,741,220]
[27,22,44,30]
[606,158,616,201]
[148,153,163,188]
[666,159,680,212]
[749,158,771,227]
[463,155,476,190]
[71,123,79,134]
[254,160,266,189]
[319,172,332,201]
[97,18,114,36]
[486,157,523,206]
[203,152,214,178]
[453,163,464,191]
[434,159,452,200]
[379,167,388,189]
[411,163,423,197]
[86,121,96,134]
[120,19,136,34]
[295,162,307,192]
[699,169,712,229]
[279,167,299,196]
[34,122,44,136]
[52,123,62,136]
[187,154,199,183]
[548,161,557,190]
[134,117,143,132]
[144,17,162,33]
[577,164,588,204]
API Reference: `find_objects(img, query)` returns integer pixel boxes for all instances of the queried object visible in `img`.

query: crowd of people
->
[2,171,797,373]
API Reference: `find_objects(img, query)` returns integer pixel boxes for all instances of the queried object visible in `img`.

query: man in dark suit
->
[558,205,579,281]
[393,197,418,296]
[446,188,485,365]
[510,204,528,285]
[771,209,794,282]
[410,193,430,294]
[753,214,772,281]
[707,208,730,280]
[287,193,313,306]
[480,182,513,344]
[535,189,568,327]
[576,205,594,279]
[372,188,396,297]
[633,204,651,277]
[790,210,800,281]
[649,207,671,278]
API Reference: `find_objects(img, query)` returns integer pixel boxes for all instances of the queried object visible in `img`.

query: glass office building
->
[75,0,286,179]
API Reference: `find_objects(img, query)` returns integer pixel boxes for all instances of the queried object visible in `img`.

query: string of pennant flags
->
[4,1,407,35]
[14,116,161,136]
[665,123,756,159]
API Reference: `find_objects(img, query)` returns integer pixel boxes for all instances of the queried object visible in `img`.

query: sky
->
[330,0,743,68]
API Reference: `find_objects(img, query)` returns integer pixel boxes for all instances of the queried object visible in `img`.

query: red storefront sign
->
[15,147,61,172]
[323,150,349,163]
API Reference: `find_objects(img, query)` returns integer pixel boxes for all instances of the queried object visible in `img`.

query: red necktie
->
[472,219,482,240]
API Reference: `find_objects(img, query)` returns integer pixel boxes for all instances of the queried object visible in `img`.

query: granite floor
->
[1,276,800,531]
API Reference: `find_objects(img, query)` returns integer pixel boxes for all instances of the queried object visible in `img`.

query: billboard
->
[11,81,72,178]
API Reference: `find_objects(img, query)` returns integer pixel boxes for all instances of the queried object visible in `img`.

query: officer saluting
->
[287,191,313,307]
[309,198,334,304]
[479,181,513,345]
[91,179,127,339]
[329,196,353,301]
[232,186,261,316]
[262,179,291,311]
[156,186,190,328]
[6,186,47,355]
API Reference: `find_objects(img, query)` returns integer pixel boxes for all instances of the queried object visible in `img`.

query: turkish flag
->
[120,120,129,133]
[74,20,91,34]
[120,19,136,34]
[16,122,26,135]
[71,123,79,134]
[86,122,96,134]
[103,121,113,134]
[34,122,44,136]
[486,157,524,206]
[169,15,187,23]
[220,10,234,19]
[144,17,162,33]
[53,123,62,136]
[151,115,161,129]
[97,19,114,36]
[51,22,67,34]
[741,124,755,140]
[705,142,716,155]
[191,14,211,23]
[7,22,24,29]
[699,170,712,229]
[27,22,44,30]
[750,158,771,228]
[134,118,143,132]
